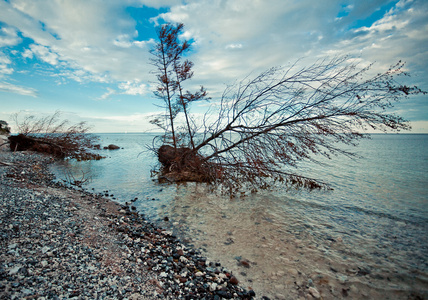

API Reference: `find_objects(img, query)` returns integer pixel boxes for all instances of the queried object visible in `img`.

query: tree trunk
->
[8,134,65,158]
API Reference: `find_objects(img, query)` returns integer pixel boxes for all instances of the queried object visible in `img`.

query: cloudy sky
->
[0,0,427,133]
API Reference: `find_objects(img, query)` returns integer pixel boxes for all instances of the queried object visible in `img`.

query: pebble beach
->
[0,145,257,299]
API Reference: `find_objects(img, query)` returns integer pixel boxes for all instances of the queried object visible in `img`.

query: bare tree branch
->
[10,111,103,161]
[187,57,424,193]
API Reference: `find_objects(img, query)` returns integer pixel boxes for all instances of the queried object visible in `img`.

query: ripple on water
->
[157,184,428,299]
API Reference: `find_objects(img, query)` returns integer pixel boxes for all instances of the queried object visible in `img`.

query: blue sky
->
[0,0,427,133]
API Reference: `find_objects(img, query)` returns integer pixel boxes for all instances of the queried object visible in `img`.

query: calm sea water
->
[52,133,428,299]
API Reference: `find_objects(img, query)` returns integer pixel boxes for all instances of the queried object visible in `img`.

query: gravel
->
[0,149,256,299]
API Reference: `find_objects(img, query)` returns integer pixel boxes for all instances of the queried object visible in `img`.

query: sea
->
[51,133,428,299]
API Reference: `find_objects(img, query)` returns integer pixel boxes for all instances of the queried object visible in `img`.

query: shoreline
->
[0,149,256,299]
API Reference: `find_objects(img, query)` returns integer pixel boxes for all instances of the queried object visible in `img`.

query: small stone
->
[338,274,348,284]
[41,260,48,267]
[8,243,18,249]
[9,266,21,275]
[229,276,239,285]
[224,238,234,245]
[195,271,204,277]
[22,288,33,295]
[209,282,218,291]
[239,260,251,268]
[289,268,299,276]
[308,287,321,299]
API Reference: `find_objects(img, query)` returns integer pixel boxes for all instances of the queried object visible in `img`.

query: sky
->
[0,0,427,133]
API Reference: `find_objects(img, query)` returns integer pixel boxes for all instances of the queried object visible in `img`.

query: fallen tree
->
[152,56,425,193]
[148,23,425,193]
[9,111,103,161]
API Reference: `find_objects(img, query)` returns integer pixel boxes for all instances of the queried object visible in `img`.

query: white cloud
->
[29,44,59,65]
[0,81,37,97]
[136,0,182,10]
[21,49,33,59]
[0,53,13,77]
[113,34,135,48]
[119,81,149,96]
[0,55,11,65]
[0,0,426,132]
[1,0,425,93]
[133,38,156,48]
[98,81,150,100]
[0,64,13,76]
[156,0,428,93]
[0,0,155,85]
[326,0,428,78]
[99,88,116,100]
[225,43,242,50]
[0,26,22,47]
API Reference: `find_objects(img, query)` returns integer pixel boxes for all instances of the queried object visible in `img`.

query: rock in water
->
[104,144,120,150]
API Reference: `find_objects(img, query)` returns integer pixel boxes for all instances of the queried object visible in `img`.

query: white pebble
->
[209,282,217,292]
[308,287,321,299]
[8,266,21,275]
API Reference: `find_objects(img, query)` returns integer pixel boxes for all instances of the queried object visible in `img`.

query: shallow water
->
[51,133,428,299]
